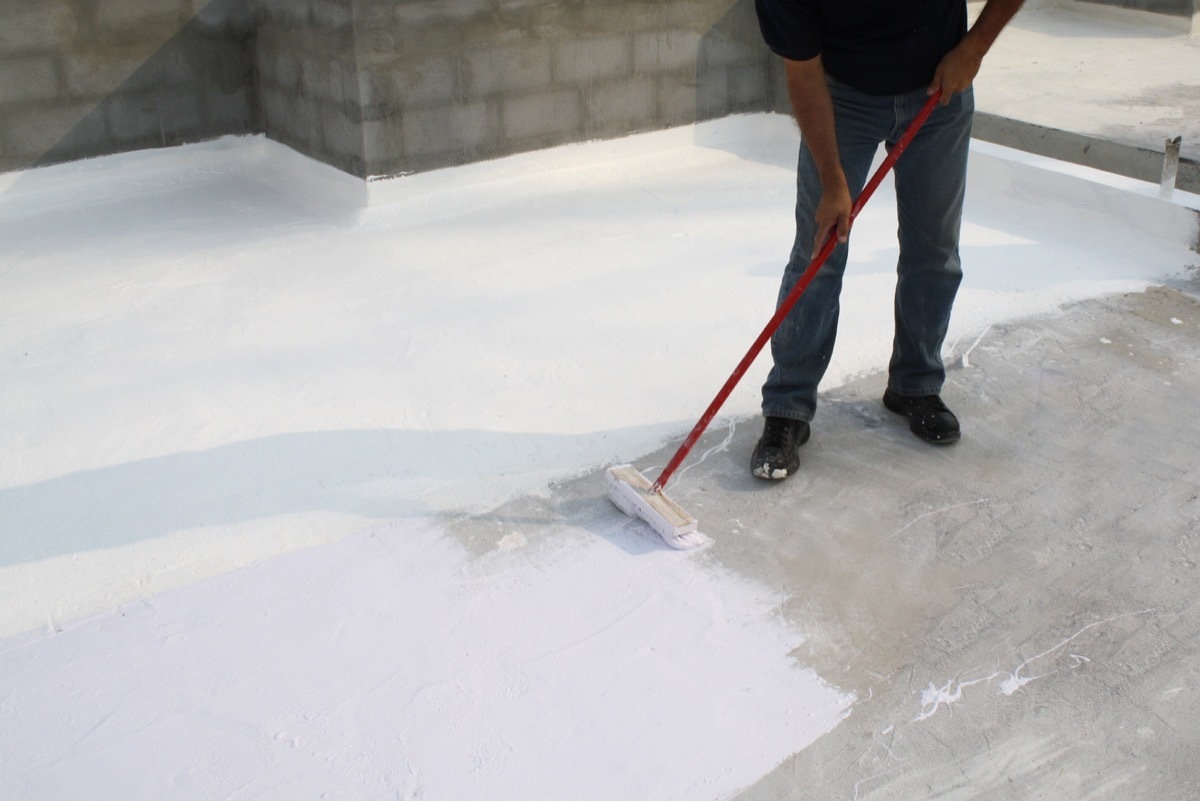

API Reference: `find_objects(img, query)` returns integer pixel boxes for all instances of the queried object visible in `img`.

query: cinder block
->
[502,89,582,140]
[585,77,659,135]
[575,1,674,36]
[353,71,392,122]
[387,55,460,107]
[694,65,732,120]
[360,116,409,174]
[310,0,355,31]
[727,61,771,111]
[201,86,257,134]
[268,50,303,93]
[261,86,317,150]
[94,0,189,37]
[105,90,204,147]
[466,43,552,98]
[391,0,494,26]
[256,0,309,26]
[0,2,78,54]
[698,34,759,71]
[658,72,701,126]
[190,0,253,30]
[496,0,559,11]
[633,29,703,74]
[62,50,151,98]
[0,56,60,104]
[300,57,344,103]
[553,35,632,84]
[402,100,497,159]
[321,107,366,172]
[2,103,106,159]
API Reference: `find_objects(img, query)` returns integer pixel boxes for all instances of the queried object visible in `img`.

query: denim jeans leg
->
[761,83,892,422]
[887,87,974,396]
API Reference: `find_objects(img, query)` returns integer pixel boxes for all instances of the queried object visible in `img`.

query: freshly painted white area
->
[1,521,853,800]
[4,117,1191,637]
[1,114,1195,799]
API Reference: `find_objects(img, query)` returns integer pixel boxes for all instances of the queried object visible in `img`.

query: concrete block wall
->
[255,0,365,177]
[0,0,258,173]
[0,0,777,178]
[349,0,776,177]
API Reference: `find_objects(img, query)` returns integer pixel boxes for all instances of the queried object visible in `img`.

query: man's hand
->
[813,176,852,257]
[930,0,1026,105]
[928,38,985,105]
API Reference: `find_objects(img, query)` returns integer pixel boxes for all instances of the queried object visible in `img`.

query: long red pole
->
[650,89,943,494]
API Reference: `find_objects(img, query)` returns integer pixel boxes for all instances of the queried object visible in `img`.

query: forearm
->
[965,0,1026,56]
[930,0,1025,100]
[784,56,844,193]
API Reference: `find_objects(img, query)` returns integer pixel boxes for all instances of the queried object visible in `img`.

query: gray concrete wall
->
[349,0,774,178]
[0,0,776,179]
[0,0,258,173]
[255,0,364,177]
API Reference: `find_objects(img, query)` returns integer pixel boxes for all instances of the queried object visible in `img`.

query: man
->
[751,0,1025,480]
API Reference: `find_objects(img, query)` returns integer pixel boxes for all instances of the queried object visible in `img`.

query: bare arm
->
[784,55,852,256]
[930,0,1026,104]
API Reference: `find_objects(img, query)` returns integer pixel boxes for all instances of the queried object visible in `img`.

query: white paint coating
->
[0,522,853,800]
[1,112,1195,799]
[2,117,1192,636]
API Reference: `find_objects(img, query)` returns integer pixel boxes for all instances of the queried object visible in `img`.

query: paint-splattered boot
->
[750,416,810,480]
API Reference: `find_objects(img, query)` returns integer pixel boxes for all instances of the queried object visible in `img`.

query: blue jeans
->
[761,79,974,422]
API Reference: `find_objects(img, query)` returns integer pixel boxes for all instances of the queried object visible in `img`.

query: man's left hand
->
[928,37,986,105]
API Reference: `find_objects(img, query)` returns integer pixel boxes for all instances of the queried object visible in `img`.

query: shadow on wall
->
[697,0,783,123]
[694,0,791,166]
[1,0,258,174]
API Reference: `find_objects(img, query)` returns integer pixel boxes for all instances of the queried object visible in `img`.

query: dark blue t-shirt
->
[755,0,968,95]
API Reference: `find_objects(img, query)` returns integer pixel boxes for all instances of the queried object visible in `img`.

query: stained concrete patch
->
[454,285,1200,799]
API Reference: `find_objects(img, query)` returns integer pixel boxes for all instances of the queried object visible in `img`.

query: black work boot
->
[750,416,811,480]
[882,389,960,444]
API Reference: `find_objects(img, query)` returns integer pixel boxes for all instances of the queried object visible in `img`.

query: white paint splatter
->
[914,609,1155,721]
[914,673,999,721]
[998,609,1153,697]
[957,325,993,369]
[888,499,990,541]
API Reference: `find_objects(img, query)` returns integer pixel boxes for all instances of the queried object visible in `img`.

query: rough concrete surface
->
[449,282,1200,799]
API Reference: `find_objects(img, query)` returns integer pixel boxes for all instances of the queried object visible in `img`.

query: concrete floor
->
[6,3,1199,797]
[443,7,1200,781]
[724,285,1200,799]
[972,0,1200,191]
[452,283,1200,798]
